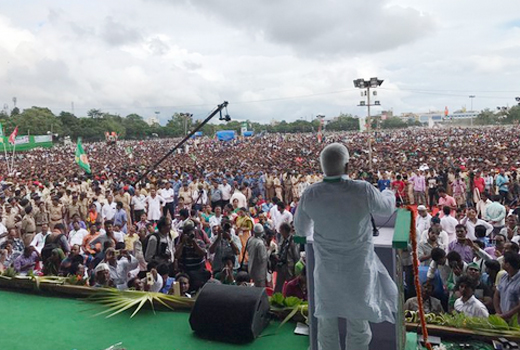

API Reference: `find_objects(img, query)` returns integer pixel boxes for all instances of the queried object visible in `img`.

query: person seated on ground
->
[41,224,70,265]
[156,262,175,294]
[214,255,237,285]
[174,272,192,297]
[12,246,39,275]
[82,224,101,256]
[104,247,138,290]
[466,262,494,313]
[69,262,88,285]
[283,266,308,301]
[42,248,65,276]
[59,244,84,276]
[454,274,489,318]
[494,252,520,320]
[404,280,443,314]
[30,223,51,254]
[68,219,88,247]
[235,271,251,286]
[93,262,112,288]
[127,267,162,292]
[68,214,87,232]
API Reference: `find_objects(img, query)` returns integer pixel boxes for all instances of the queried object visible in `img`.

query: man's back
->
[295,177,397,322]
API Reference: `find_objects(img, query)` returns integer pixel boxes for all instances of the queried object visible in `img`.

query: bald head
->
[320,143,350,176]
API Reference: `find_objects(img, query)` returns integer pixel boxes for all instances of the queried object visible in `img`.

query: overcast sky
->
[1,0,519,124]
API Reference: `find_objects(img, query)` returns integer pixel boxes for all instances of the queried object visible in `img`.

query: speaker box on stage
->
[189,283,271,343]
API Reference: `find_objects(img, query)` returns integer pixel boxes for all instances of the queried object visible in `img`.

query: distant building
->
[146,116,159,126]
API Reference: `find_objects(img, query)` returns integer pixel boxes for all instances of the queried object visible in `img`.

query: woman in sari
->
[235,207,254,264]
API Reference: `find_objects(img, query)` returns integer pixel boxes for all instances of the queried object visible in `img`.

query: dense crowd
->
[0,125,520,311]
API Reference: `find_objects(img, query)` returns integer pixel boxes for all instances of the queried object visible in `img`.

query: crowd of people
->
[0,125,520,311]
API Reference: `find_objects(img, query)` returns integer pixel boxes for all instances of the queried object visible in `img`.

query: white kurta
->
[294,178,397,323]
[146,195,165,221]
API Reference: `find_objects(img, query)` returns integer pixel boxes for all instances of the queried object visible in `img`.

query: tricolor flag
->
[75,138,91,174]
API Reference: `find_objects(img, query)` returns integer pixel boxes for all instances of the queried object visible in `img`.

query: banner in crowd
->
[34,135,52,143]
[0,134,53,151]
[14,135,30,145]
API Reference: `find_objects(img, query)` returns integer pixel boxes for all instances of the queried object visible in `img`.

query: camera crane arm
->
[133,101,230,186]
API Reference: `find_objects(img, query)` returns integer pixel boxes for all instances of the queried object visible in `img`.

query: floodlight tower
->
[353,77,383,171]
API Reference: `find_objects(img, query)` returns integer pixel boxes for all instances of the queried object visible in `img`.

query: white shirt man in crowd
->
[454,275,489,318]
[29,223,51,254]
[271,201,293,233]
[101,195,117,222]
[230,186,247,209]
[69,221,88,247]
[440,205,459,244]
[416,205,431,238]
[159,181,175,218]
[461,207,493,241]
[130,189,147,222]
[219,179,233,206]
[145,188,165,222]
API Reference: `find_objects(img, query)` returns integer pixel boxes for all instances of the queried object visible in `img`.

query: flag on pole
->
[0,123,4,138]
[75,138,91,174]
[8,126,18,144]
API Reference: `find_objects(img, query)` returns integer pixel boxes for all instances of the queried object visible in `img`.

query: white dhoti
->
[318,317,372,350]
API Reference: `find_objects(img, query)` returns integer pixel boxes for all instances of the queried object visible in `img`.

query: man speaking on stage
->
[294,143,397,350]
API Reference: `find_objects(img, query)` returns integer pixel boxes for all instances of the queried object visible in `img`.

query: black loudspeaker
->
[189,283,270,343]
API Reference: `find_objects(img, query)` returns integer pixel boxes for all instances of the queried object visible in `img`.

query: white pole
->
[10,142,16,174]
[2,141,9,174]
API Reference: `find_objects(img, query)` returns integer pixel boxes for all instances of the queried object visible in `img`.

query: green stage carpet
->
[0,290,308,350]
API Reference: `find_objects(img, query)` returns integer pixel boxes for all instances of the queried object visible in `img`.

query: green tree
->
[123,114,150,139]
[475,109,499,125]
[10,107,20,117]
[11,107,63,135]
[58,112,80,138]
[381,117,407,129]
[326,114,359,131]
[87,108,103,118]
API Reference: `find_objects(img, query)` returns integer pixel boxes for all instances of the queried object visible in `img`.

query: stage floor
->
[0,290,308,350]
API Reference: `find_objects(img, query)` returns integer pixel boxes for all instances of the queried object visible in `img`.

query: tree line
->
[1,105,517,142]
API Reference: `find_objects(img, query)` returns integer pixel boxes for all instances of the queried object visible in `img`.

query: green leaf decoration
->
[283,296,302,308]
[269,293,285,307]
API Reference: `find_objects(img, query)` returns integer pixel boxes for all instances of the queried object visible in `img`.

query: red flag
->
[8,126,18,144]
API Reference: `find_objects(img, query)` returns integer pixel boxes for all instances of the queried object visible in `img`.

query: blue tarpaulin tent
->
[243,131,254,137]
[215,130,236,141]
[190,131,203,138]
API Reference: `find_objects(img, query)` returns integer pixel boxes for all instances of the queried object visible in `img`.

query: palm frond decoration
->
[86,288,195,318]
[405,310,520,338]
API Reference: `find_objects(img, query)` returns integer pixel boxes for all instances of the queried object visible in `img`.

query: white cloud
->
[0,0,518,124]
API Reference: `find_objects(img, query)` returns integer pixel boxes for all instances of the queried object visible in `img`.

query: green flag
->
[0,122,4,139]
[75,138,91,174]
